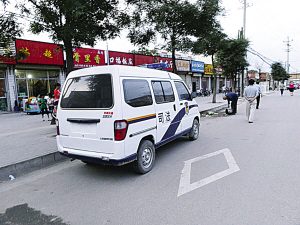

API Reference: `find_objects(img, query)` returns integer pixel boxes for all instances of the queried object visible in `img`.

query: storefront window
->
[27,70,47,79]
[48,71,59,78]
[15,69,59,98]
[15,70,26,78]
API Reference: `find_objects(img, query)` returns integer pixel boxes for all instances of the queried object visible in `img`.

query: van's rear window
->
[60,74,113,109]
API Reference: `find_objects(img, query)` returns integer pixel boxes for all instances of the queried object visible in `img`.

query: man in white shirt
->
[254,81,263,109]
[243,79,259,123]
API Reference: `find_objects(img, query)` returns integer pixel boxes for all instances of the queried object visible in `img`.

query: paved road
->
[1,90,300,225]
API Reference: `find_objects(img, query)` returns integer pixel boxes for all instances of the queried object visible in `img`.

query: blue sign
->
[147,63,169,70]
[191,61,204,73]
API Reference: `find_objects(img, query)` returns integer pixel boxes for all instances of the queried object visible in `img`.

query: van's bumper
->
[59,151,137,166]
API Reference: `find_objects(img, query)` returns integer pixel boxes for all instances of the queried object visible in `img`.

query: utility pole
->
[240,0,253,38]
[283,36,292,79]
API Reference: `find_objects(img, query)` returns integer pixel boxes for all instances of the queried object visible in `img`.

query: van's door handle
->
[180,103,183,105]
[173,104,176,111]
[67,118,100,123]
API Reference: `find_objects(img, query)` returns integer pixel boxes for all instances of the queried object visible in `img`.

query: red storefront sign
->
[134,55,155,66]
[0,56,16,64]
[109,51,133,66]
[16,39,63,65]
[260,73,267,79]
[73,48,105,68]
[155,57,173,71]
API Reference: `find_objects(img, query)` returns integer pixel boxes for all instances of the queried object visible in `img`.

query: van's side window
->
[123,79,153,107]
[175,81,190,101]
[152,81,175,103]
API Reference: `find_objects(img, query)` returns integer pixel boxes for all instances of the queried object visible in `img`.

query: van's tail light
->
[56,119,60,135]
[114,120,128,141]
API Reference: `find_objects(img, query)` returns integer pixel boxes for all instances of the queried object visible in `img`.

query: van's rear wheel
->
[189,119,199,140]
[133,140,155,174]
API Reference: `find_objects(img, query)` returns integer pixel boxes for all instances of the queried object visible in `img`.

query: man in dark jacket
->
[223,92,239,114]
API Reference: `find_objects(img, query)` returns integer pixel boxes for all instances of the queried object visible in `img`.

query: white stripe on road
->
[178,148,240,197]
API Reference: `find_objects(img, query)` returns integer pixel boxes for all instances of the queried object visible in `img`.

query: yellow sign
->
[204,64,214,75]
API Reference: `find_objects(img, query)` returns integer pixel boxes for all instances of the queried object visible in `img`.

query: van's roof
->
[67,65,182,80]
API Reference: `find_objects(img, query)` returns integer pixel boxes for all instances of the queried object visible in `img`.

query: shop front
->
[14,39,65,110]
[203,64,213,91]
[176,59,191,91]
[0,45,16,111]
[191,60,204,93]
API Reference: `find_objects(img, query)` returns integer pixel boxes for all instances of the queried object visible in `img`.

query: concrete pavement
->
[0,93,239,182]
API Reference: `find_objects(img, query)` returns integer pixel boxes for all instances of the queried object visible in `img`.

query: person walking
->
[289,81,295,96]
[223,92,239,115]
[254,81,263,109]
[279,82,285,96]
[243,79,259,123]
[38,94,50,121]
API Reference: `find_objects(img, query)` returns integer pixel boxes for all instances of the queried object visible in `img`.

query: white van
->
[56,65,200,174]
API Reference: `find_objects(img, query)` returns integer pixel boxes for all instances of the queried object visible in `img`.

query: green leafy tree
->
[128,0,222,74]
[129,47,160,56]
[20,0,130,74]
[192,24,226,103]
[0,1,24,59]
[271,62,289,81]
[216,37,249,92]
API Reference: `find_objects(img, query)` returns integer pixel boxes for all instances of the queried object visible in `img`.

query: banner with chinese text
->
[176,59,190,72]
[16,39,63,65]
[191,61,204,73]
[108,51,133,66]
[155,57,173,71]
[134,55,155,66]
[73,48,105,68]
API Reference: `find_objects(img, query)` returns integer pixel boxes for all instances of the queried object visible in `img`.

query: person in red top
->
[54,83,61,100]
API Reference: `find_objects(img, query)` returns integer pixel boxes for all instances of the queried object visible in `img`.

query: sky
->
[3,0,300,73]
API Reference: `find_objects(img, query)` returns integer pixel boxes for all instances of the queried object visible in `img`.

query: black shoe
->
[248,121,253,123]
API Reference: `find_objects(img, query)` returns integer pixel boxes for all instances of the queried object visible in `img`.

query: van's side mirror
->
[191,92,197,99]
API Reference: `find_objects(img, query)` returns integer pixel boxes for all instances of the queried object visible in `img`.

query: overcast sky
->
[4,0,300,73]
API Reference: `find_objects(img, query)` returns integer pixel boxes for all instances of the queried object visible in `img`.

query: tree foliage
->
[0,1,23,58]
[271,62,289,81]
[20,0,130,74]
[216,37,249,91]
[192,24,226,102]
[128,0,223,74]
[129,47,160,56]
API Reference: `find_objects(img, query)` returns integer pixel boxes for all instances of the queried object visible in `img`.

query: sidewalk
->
[0,93,228,182]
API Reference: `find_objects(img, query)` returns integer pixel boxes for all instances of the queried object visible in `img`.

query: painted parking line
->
[177,148,240,197]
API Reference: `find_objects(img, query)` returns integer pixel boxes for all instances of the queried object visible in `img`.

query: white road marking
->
[177,148,240,197]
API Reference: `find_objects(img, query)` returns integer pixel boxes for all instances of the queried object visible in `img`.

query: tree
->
[271,62,289,81]
[0,1,23,58]
[128,0,222,74]
[216,37,249,92]
[129,47,160,56]
[191,24,226,103]
[20,0,130,74]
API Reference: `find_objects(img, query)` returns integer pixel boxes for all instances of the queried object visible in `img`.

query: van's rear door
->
[58,73,117,154]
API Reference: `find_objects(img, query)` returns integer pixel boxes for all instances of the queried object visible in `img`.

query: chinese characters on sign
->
[134,55,155,66]
[158,111,171,123]
[176,60,190,72]
[109,51,133,66]
[204,64,214,75]
[191,61,204,73]
[73,48,105,68]
[15,40,63,65]
[155,57,173,71]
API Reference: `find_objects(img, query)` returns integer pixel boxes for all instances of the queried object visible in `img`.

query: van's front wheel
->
[133,140,155,174]
[189,119,199,140]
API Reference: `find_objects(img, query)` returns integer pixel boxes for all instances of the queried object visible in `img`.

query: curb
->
[0,152,67,183]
